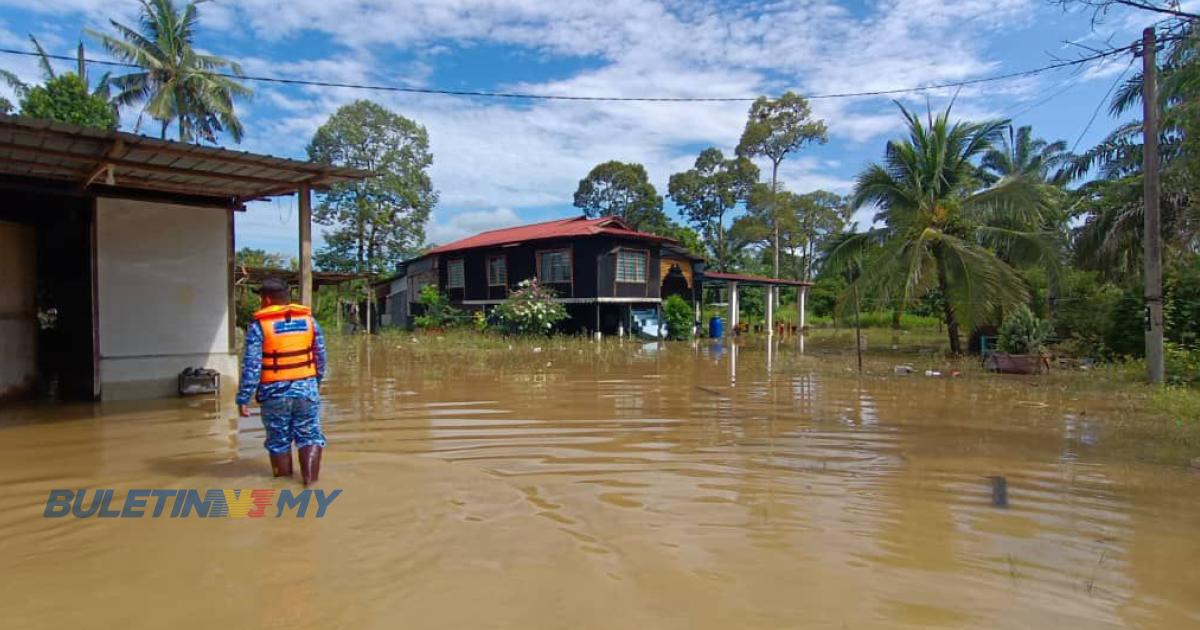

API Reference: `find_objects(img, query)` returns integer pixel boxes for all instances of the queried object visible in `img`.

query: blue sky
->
[0,0,1168,258]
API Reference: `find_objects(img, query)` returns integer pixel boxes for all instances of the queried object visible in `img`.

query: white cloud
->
[427,207,524,245]
[2,0,1131,252]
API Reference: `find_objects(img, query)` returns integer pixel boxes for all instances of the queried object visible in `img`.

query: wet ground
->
[1,337,1198,629]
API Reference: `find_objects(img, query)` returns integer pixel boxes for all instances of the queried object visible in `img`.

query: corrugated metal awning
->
[0,115,371,205]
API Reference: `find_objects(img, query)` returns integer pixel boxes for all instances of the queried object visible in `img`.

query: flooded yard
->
[1,336,1198,629]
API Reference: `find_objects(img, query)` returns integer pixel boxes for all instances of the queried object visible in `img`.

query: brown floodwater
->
[1,337,1198,629]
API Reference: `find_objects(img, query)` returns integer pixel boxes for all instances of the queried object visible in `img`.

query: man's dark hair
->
[256,277,290,302]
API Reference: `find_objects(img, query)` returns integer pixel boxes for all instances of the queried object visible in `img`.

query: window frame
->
[445,258,466,289]
[615,248,650,284]
[487,254,508,287]
[535,248,573,285]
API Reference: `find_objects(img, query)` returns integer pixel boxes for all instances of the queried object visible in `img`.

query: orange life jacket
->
[254,304,317,383]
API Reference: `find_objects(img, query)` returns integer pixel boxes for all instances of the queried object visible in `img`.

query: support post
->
[765,284,774,338]
[728,282,739,336]
[798,285,807,331]
[335,283,342,334]
[298,184,313,307]
[1141,26,1164,384]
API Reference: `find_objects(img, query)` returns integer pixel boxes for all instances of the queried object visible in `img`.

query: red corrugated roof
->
[702,271,812,287]
[426,215,676,254]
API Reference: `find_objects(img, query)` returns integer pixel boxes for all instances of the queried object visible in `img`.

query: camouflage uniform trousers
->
[260,396,326,454]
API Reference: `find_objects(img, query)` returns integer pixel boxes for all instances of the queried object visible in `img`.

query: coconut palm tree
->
[827,104,1057,354]
[981,125,1071,185]
[87,0,251,143]
[982,125,1073,317]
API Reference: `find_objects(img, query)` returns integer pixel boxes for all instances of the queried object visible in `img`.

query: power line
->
[0,42,1140,103]
[1070,59,1135,154]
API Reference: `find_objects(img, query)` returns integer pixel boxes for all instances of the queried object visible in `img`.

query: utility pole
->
[1141,26,1164,384]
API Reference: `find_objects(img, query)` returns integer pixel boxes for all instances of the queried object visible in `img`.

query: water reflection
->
[0,337,1197,629]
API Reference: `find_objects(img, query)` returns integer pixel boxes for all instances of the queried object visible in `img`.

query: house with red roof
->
[375,215,704,335]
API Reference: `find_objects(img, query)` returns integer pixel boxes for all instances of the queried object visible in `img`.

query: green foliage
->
[831,103,1057,354]
[1165,256,1200,347]
[735,91,828,277]
[413,284,460,329]
[668,147,759,272]
[473,310,489,333]
[235,247,294,270]
[88,0,251,143]
[308,100,436,273]
[493,279,568,335]
[573,161,667,231]
[19,74,116,129]
[662,294,693,340]
[997,306,1053,355]
[736,92,828,168]
[807,275,848,317]
[1046,268,1120,357]
[1105,285,1146,358]
[733,188,850,281]
[1164,342,1200,384]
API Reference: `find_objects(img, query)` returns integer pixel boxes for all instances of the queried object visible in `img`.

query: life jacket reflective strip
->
[253,304,317,383]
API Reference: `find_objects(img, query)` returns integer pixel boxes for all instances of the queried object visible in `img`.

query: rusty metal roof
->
[427,215,676,255]
[0,114,371,204]
[234,266,375,288]
[702,271,812,287]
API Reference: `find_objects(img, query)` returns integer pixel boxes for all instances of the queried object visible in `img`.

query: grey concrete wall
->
[96,198,235,400]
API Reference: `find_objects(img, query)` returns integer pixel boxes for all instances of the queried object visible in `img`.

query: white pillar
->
[728,282,739,336]
[298,184,313,307]
[798,285,807,331]
[765,285,775,338]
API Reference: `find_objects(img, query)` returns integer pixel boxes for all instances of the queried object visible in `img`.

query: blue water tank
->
[709,316,724,339]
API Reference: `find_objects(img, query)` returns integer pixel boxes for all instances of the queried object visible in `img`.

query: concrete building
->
[0,115,368,401]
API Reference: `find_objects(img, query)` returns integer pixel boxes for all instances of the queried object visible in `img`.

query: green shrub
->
[807,275,846,317]
[998,306,1053,355]
[663,294,693,340]
[1105,286,1145,358]
[413,285,460,329]
[20,74,116,129]
[493,279,568,335]
[1165,342,1200,384]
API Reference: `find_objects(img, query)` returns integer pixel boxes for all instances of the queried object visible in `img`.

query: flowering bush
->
[493,279,568,335]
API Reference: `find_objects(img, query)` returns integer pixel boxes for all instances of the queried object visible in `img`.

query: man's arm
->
[313,320,327,383]
[236,322,264,414]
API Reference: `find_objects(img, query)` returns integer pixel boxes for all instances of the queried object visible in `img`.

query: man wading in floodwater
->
[236,277,327,485]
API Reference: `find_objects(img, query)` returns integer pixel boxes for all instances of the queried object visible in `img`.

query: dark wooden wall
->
[431,236,671,304]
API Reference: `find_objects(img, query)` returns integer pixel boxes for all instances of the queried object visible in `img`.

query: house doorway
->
[0,190,96,402]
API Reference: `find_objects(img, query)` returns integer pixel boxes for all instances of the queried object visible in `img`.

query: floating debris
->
[990,475,1008,507]
[894,365,914,375]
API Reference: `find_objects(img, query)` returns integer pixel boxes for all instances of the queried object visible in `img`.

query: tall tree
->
[1068,22,1200,278]
[307,100,437,274]
[732,188,850,281]
[828,104,1055,354]
[88,0,251,143]
[573,161,668,231]
[795,190,852,281]
[2,37,116,127]
[981,125,1071,185]
[736,92,827,280]
[982,125,1072,316]
[668,147,759,272]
